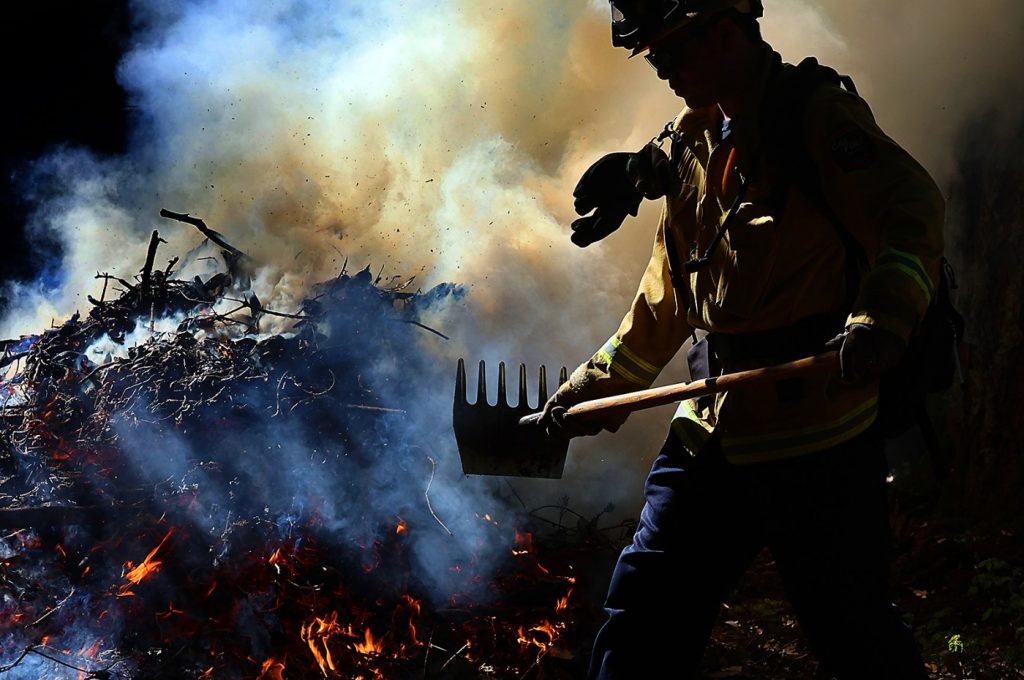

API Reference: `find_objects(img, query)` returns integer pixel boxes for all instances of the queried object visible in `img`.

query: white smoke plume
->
[3,0,1022,518]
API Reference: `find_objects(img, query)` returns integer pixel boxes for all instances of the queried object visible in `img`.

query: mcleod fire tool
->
[454,352,841,479]
[454,359,570,479]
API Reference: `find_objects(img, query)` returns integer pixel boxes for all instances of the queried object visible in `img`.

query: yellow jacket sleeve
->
[804,87,945,342]
[555,206,693,427]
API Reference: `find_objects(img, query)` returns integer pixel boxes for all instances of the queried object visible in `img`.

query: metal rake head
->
[453,359,569,478]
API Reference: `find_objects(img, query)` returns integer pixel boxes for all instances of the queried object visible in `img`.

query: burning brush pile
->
[0,213,604,679]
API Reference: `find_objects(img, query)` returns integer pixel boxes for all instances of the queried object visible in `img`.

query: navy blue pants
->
[588,430,927,680]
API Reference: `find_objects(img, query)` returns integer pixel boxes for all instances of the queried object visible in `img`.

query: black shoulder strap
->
[661,58,866,310]
[762,57,867,311]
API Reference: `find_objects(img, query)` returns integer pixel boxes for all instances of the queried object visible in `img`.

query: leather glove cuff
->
[573,152,644,218]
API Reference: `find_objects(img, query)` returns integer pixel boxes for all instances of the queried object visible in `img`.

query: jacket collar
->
[729,42,784,163]
[671,42,784,166]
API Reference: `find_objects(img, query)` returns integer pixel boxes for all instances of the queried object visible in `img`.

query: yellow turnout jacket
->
[562,46,944,464]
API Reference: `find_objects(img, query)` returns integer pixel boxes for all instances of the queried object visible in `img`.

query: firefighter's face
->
[644,18,732,107]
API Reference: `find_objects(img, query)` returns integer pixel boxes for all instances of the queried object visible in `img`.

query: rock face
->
[943,115,1024,520]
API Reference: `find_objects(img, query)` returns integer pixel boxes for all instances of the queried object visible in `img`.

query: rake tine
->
[455,358,467,406]
[476,360,487,405]
[517,363,528,408]
[497,362,508,407]
[559,366,568,387]
[538,365,549,405]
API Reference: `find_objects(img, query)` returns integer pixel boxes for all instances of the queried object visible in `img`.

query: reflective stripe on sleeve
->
[597,336,661,386]
[874,246,934,301]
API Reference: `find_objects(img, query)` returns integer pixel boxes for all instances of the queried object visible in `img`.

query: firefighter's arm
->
[804,87,945,343]
[541,208,693,434]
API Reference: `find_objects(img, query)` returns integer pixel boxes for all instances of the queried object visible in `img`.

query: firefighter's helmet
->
[610,0,763,54]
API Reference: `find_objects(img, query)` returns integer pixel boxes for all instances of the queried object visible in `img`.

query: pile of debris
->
[0,213,600,679]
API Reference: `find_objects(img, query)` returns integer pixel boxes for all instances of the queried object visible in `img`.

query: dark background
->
[1,2,131,304]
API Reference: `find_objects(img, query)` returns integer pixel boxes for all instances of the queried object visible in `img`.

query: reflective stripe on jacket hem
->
[670,398,714,455]
[670,395,879,463]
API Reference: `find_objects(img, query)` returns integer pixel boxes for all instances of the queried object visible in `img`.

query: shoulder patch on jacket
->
[828,124,876,171]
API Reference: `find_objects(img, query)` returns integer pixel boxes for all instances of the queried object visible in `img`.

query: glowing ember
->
[395,517,407,535]
[475,512,500,526]
[156,601,185,620]
[117,527,176,596]
[512,530,533,556]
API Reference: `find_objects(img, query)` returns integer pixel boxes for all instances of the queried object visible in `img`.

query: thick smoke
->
[4,0,1023,521]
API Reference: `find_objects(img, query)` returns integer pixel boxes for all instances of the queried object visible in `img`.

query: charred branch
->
[139,230,166,298]
[0,505,113,528]
[159,208,246,268]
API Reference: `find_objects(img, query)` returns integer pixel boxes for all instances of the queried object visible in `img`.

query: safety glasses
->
[643,44,690,73]
[642,19,715,73]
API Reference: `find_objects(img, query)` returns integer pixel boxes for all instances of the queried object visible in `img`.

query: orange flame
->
[257,657,286,680]
[117,528,176,596]
[300,611,342,674]
[78,640,101,658]
[394,594,422,647]
[352,626,383,655]
[517,620,560,653]
[76,641,102,680]
[395,517,407,535]
[555,587,573,612]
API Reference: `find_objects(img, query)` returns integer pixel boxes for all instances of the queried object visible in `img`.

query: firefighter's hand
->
[570,209,632,248]
[537,395,603,439]
[570,152,645,247]
[570,145,673,247]
[825,323,905,384]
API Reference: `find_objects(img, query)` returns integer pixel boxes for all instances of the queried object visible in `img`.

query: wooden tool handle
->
[519,352,840,427]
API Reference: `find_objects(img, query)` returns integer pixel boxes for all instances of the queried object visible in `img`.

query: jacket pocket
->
[714,203,780,319]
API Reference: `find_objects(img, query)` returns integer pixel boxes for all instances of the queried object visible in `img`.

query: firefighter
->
[538,1,943,678]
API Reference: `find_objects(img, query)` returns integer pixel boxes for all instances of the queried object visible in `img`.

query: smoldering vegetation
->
[0,221,617,677]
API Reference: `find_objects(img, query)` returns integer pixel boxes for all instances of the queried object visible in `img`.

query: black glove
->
[536,393,603,439]
[570,152,641,247]
[825,323,906,384]
[570,144,672,248]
